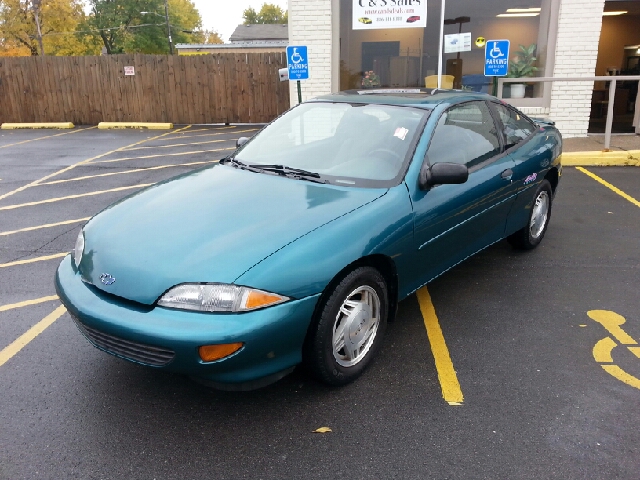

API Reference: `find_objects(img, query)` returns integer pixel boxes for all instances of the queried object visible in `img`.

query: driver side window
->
[428,101,501,168]
[492,103,535,148]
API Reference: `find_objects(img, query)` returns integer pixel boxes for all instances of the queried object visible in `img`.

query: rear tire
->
[507,179,552,250]
[305,267,388,386]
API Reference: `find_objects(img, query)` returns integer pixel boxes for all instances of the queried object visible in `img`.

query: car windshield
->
[233,102,429,187]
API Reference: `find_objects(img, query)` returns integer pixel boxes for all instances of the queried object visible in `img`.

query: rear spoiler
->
[531,117,556,127]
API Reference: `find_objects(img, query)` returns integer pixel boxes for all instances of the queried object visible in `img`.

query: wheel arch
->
[545,167,559,194]
[302,254,399,361]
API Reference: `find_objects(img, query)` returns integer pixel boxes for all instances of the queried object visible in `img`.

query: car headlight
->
[157,284,289,313]
[74,229,84,268]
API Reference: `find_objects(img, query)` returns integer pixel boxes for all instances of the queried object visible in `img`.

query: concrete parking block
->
[98,122,174,130]
[1,122,74,129]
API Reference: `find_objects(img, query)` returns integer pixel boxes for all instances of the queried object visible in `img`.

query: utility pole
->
[32,0,45,56]
[163,0,173,55]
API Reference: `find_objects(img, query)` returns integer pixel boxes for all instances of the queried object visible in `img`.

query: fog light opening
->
[198,343,244,362]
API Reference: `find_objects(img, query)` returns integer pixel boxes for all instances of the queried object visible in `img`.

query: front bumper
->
[55,255,320,387]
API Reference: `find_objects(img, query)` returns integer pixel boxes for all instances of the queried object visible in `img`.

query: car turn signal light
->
[244,290,287,310]
[198,343,244,362]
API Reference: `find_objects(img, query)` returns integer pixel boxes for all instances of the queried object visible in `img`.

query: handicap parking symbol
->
[286,46,309,81]
[484,40,510,77]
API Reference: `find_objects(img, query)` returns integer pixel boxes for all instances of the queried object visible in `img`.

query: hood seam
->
[232,190,389,285]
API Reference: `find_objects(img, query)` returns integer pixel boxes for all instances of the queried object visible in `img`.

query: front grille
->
[73,317,175,367]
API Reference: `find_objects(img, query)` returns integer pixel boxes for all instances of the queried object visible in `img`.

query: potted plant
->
[361,70,381,89]
[507,44,538,99]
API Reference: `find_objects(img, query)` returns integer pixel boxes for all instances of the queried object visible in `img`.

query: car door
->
[408,100,517,288]
[489,102,555,235]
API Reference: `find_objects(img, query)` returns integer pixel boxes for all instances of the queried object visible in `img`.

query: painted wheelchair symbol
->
[489,42,505,59]
[290,48,303,64]
[589,310,640,389]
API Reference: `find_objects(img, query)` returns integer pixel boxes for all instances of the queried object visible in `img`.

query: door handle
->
[501,169,513,181]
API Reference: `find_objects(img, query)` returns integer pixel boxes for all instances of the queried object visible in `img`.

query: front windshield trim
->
[229,101,431,189]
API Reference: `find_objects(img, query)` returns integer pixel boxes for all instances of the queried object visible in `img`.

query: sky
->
[191,0,289,43]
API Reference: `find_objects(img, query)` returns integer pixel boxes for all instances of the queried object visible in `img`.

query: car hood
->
[80,164,386,305]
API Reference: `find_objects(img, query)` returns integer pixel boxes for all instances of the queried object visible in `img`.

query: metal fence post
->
[634,80,640,135]
[604,79,616,151]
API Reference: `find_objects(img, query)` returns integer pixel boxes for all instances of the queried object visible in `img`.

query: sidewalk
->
[562,134,640,166]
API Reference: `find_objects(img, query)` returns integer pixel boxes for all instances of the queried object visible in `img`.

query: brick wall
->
[288,0,334,105]
[549,0,605,137]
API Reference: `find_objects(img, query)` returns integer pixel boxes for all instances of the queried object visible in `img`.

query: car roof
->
[310,89,496,109]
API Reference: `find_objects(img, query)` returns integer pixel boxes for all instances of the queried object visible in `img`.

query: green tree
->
[242,3,288,24]
[82,0,203,54]
[0,0,93,56]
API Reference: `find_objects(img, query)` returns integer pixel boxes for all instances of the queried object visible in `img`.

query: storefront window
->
[339,0,557,100]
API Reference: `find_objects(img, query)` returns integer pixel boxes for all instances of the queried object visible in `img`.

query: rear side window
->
[493,103,535,148]
[427,101,501,168]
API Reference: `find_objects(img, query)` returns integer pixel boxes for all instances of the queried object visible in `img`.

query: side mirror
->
[419,162,469,189]
[236,136,250,148]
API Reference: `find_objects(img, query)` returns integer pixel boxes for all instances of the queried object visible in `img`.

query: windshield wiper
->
[222,159,326,183]
[220,157,263,173]
[249,164,322,178]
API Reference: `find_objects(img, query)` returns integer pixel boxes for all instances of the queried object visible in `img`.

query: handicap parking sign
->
[484,40,510,77]
[286,46,309,81]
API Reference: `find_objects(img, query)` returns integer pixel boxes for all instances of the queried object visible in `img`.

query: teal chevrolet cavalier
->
[55,89,562,390]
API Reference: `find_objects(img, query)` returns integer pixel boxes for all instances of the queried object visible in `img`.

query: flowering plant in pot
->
[507,44,538,98]
[361,70,381,88]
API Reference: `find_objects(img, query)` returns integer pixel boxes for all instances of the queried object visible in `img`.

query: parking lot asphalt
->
[0,127,639,480]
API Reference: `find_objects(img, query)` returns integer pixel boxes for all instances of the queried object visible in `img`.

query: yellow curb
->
[561,150,640,167]
[1,122,74,129]
[98,122,173,130]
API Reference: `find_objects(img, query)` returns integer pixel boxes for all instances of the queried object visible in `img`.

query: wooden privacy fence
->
[0,53,290,125]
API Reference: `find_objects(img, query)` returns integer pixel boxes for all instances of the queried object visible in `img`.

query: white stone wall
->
[549,0,605,137]
[288,0,334,106]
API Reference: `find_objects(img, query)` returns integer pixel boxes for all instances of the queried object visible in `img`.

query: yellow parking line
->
[576,167,640,208]
[151,129,257,142]
[416,286,464,405]
[0,125,191,203]
[122,139,227,151]
[0,184,152,211]
[0,218,90,236]
[0,126,95,150]
[0,296,59,312]
[0,305,66,368]
[177,126,236,133]
[36,161,219,186]
[0,253,68,268]
[95,148,233,164]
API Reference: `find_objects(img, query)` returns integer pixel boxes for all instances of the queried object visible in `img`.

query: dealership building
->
[286,0,640,137]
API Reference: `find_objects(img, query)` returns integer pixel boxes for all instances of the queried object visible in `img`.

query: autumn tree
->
[82,0,203,54]
[192,29,223,44]
[242,3,288,24]
[0,0,93,56]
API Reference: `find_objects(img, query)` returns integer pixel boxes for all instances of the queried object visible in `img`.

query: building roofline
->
[176,41,288,49]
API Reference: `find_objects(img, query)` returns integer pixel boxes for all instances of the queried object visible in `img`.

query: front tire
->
[305,267,388,386]
[507,179,552,250]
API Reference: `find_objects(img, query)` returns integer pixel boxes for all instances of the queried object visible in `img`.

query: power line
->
[41,22,169,37]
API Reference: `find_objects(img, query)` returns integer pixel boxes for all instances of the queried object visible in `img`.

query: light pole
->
[141,4,173,54]
[443,16,470,89]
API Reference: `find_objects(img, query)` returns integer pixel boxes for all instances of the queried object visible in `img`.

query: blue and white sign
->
[286,45,309,81]
[484,40,510,77]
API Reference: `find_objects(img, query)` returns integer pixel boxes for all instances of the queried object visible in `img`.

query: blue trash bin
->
[462,74,492,93]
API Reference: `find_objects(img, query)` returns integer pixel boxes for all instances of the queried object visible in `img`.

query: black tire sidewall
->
[308,267,388,386]
[526,179,553,248]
